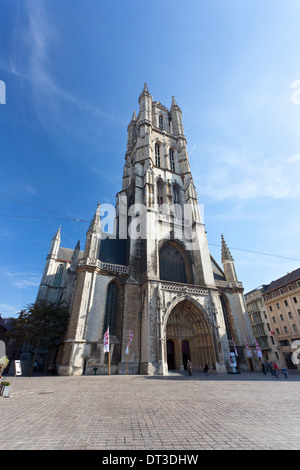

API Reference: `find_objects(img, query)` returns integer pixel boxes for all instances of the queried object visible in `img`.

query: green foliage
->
[0,355,9,368]
[7,299,70,351]
[0,382,10,387]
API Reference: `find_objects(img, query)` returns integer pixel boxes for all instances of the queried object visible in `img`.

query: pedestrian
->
[187,359,193,376]
[282,366,288,378]
[204,364,209,373]
[268,361,274,375]
[261,361,267,375]
[273,361,279,378]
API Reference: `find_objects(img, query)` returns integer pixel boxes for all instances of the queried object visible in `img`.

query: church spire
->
[87,202,101,233]
[221,234,233,262]
[48,226,61,259]
[84,203,101,259]
[170,95,184,136]
[221,235,238,282]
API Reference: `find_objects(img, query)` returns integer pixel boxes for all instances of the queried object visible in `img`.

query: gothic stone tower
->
[48,84,254,376]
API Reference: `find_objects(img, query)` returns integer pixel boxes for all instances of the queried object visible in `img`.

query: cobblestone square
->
[1,371,300,451]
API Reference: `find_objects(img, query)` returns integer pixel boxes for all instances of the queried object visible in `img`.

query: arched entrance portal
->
[165,299,216,372]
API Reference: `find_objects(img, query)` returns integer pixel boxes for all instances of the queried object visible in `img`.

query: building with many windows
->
[36,84,254,375]
[244,286,279,365]
[263,268,300,370]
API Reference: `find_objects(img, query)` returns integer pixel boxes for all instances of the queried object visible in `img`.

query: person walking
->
[273,361,279,378]
[187,359,193,376]
[282,366,288,378]
[261,361,267,375]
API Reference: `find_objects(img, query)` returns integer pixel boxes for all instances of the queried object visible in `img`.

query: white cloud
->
[9,1,109,133]
[0,304,20,317]
[192,143,300,202]
[8,273,40,289]
[287,153,300,163]
[2,269,40,290]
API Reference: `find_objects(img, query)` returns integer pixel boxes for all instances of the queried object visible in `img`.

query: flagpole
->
[127,351,129,375]
[108,349,111,376]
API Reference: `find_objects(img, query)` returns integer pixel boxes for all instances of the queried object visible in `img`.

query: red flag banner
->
[104,327,109,353]
[126,330,133,355]
[255,338,262,358]
[244,337,252,357]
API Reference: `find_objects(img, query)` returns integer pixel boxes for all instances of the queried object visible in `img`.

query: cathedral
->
[37,84,254,375]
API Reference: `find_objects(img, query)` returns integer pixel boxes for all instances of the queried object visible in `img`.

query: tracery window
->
[103,281,119,336]
[155,143,160,167]
[169,148,175,172]
[159,244,187,284]
[53,263,64,287]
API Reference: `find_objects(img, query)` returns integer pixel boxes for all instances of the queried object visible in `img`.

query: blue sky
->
[1,0,300,317]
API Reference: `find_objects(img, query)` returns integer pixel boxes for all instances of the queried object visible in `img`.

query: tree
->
[7,299,69,376]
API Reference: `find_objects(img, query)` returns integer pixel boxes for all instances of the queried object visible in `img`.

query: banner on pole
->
[232,338,238,356]
[244,337,252,357]
[229,352,237,368]
[126,330,133,355]
[255,339,262,358]
[104,327,109,353]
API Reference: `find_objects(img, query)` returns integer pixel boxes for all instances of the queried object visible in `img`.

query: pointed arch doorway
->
[164,298,216,372]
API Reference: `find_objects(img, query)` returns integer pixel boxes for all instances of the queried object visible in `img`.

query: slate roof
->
[211,256,226,281]
[99,237,128,266]
[264,268,300,294]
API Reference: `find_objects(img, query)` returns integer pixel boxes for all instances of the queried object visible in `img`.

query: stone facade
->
[244,285,280,366]
[37,84,254,375]
[263,269,300,370]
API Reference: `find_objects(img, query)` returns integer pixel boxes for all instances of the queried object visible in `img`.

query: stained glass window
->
[159,244,187,284]
[53,264,64,287]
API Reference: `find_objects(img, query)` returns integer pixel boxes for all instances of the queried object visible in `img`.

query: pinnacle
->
[221,234,233,262]
[53,226,61,240]
[140,82,151,96]
[171,95,178,107]
[87,203,101,233]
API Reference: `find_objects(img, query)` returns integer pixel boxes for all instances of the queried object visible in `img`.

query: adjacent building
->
[244,286,279,365]
[263,268,300,370]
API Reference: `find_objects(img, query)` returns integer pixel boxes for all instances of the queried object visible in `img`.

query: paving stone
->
[1,371,300,450]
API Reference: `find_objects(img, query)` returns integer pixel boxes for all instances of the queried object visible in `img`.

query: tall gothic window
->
[155,143,160,167]
[157,180,164,207]
[159,244,187,284]
[169,148,175,172]
[159,115,163,130]
[173,184,182,217]
[53,263,64,287]
[103,281,119,336]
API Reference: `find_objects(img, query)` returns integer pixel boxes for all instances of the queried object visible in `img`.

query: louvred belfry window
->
[155,144,160,167]
[169,148,175,172]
